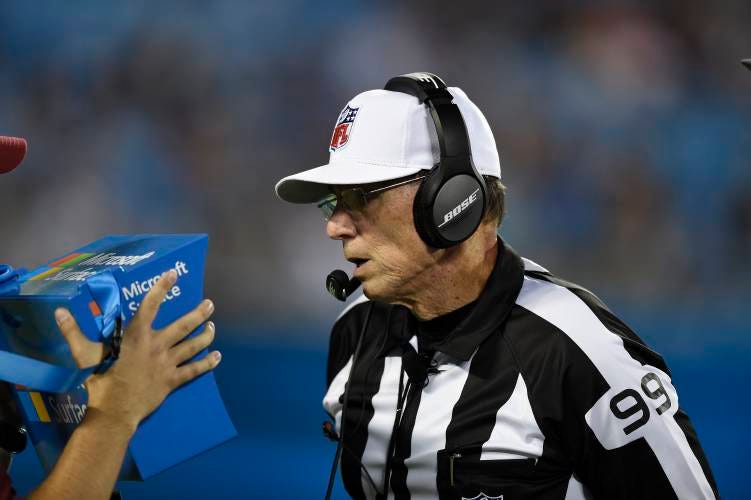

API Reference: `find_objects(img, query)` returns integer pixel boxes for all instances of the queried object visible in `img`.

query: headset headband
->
[384,72,487,248]
[384,73,472,175]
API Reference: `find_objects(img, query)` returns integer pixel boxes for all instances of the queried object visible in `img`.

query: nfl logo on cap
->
[329,105,359,152]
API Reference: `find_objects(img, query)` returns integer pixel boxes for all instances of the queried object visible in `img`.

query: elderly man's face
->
[326,180,435,303]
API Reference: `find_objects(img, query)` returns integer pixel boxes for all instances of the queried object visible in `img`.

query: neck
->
[398,226,499,321]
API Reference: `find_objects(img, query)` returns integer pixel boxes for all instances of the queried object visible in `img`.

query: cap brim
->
[743,59,751,71]
[275,162,425,203]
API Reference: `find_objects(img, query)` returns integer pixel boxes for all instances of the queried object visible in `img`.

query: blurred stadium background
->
[1,0,749,497]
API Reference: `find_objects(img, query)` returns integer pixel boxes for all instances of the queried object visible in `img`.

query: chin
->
[361,279,381,300]
[361,279,400,304]
[360,281,379,301]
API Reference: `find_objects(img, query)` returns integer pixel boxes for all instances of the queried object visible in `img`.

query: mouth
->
[347,257,369,272]
[347,257,369,269]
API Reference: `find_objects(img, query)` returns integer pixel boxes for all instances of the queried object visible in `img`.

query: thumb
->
[55,308,106,369]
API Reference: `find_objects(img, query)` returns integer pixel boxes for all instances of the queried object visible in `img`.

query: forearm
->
[27,408,135,500]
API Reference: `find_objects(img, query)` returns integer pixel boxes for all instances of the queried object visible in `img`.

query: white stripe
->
[404,352,474,500]
[360,356,403,499]
[522,257,549,273]
[481,373,545,460]
[516,276,715,499]
[335,293,370,322]
[564,474,593,499]
[322,355,353,432]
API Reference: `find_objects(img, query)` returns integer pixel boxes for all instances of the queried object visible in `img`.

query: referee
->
[275,74,718,499]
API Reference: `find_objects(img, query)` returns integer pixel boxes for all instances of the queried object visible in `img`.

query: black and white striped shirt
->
[324,240,718,499]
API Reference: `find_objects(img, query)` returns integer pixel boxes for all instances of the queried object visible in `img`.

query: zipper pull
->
[449,453,462,487]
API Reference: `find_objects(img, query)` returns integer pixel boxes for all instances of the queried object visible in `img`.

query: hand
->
[54,269,221,433]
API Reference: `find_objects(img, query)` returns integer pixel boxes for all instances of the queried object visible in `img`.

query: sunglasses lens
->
[318,188,369,220]
[341,189,366,212]
[317,195,337,221]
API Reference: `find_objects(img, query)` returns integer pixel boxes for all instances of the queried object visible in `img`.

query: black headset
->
[324,74,490,498]
[384,72,487,249]
[326,72,488,302]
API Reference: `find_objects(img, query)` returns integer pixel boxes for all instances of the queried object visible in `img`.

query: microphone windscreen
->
[326,269,350,301]
[0,136,27,174]
[345,277,362,296]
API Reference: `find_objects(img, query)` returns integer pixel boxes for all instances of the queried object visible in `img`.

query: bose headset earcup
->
[412,166,442,246]
[429,172,486,245]
[385,73,486,249]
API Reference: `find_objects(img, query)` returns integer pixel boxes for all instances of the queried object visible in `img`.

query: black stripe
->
[340,352,386,499]
[562,282,719,498]
[505,304,680,497]
[332,302,397,499]
[673,408,720,498]
[388,379,421,499]
[527,271,719,496]
[517,273,719,497]
[437,329,522,499]
[584,437,680,499]
[503,305,604,485]
[444,328,519,454]
[327,301,371,387]
[524,271,669,373]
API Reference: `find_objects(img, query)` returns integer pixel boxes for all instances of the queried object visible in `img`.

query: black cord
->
[325,301,374,500]
[379,365,407,499]
[322,421,380,492]
[325,444,343,500]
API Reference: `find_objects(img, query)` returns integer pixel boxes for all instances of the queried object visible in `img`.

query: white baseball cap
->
[274,86,501,204]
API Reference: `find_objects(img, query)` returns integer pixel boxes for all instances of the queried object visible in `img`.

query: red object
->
[330,123,350,150]
[0,136,27,174]
[0,467,19,499]
[88,300,103,317]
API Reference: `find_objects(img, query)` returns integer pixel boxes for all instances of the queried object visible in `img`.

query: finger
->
[160,299,214,347]
[133,270,178,328]
[170,322,215,365]
[171,351,222,388]
[55,308,106,368]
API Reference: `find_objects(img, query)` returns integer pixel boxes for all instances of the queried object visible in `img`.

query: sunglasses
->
[317,175,427,221]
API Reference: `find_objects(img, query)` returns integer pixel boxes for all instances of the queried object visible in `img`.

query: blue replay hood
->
[0,234,237,480]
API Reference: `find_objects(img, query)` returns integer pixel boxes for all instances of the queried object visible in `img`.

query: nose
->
[326,208,357,240]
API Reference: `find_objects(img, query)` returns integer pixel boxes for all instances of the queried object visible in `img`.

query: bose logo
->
[405,72,440,88]
[437,189,480,228]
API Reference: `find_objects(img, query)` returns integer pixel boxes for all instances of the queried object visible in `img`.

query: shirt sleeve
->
[556,299,720,499]
[322,298,369,420]
[514,274,719,499]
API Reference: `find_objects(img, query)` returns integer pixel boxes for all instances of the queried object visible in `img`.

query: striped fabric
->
[323,241,718,499]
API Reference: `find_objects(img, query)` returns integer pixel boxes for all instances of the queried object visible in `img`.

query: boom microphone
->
[0,136,27,174]
[326,270,361,301]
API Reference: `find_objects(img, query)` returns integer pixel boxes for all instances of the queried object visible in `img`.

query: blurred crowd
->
[0,0,749,338]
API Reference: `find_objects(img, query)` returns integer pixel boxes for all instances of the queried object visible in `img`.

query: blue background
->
[1,0,750,497]
[10,318,750,498]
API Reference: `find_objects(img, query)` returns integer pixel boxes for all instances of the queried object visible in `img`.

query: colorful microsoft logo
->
[49,253,95,268]
[28,253,94,281]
